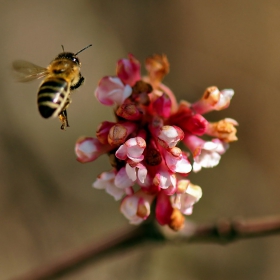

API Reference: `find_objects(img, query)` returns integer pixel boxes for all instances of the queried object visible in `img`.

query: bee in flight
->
[13,44,92,130]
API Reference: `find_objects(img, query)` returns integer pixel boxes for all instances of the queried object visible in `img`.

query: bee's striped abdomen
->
[38,77,69,118]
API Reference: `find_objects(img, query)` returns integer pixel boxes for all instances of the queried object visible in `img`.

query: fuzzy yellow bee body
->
[13,44,92,129]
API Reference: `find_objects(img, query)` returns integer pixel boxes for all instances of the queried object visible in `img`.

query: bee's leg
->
[70,74,84,90]
[59,99,71,130]
[59,110,69,130]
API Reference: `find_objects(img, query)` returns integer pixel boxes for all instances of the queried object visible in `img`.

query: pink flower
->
[157,125,184,149]
[153,162,177,190]
[95,76,132,106]
[152,93,172,118]
[96,121,115,144]
[93,170,125,200]
[114,167,134,189]
[115,137,146,163]
[120,190,154,225]
[181,114,208,136]
[116,102,142,121]
[155,190,173,225]
[183,134,228,172]
[172,180,202,215]
[126,163,148,184]
[163,147,192,174]
[192,86,234,115]
[206,118,238,142]
[108,122,137,146]
[116,53,141,86]
[76,53,237,231]
[75,137,112,163]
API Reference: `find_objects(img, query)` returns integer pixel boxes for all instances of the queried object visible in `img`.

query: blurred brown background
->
[1,1,280,279]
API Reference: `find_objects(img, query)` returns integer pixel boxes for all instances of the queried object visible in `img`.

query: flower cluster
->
[75,53,237,231]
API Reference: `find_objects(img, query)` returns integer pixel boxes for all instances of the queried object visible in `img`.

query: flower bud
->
[108,122,137,146]
[155,191,173,225]
[96,121,115,144]
[93,170,125,201]
[115,137,146,163]
[117,53,141,86]
[145,54,170,85]
[192,86,234,114]
[116,103,142,121]
[95,76,132,106]
[152,93,172,118]
[75,137,112,163]
[169,208,185,231]
[206,118,238,142]
[120,191,154,225]
[157,125,184,148]
[183,114,208,136]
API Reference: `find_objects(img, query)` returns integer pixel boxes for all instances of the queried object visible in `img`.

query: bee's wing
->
[12,60,48,82]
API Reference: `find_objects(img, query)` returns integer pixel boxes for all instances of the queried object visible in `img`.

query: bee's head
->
[55,52,80,65]
[55,44,92,65]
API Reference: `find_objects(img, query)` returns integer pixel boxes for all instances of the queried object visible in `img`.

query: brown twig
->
[172,215,280,244]
[11,222,164,280]
[12,215,280,280]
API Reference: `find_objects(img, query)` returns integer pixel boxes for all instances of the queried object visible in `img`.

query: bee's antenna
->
[75,44,92,56]
[61,45,65,52]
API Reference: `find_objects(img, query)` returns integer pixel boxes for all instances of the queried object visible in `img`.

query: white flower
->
[93,170,125,200]
[192,139,229,172]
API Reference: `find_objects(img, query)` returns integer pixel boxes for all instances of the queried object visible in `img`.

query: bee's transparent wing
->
[12,60,48,82]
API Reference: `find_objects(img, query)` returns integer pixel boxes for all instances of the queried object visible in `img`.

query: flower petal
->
[117,54,141,86]
[155,191,173,225]
[115,167,134,189]
[75,137,111,163]
[95,76,132,106]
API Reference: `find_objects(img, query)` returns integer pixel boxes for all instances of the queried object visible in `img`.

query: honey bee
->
[13,44,92,130]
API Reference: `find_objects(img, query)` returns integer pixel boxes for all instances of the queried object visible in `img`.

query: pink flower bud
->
[206,118,238,142]
[120,191,154,225]
[145,54,170,86]
[168,101,193,125]
[96,121,116,144]
[115,137,146,163]
[183,134,228,172]
[114,167,134,189]
[192,87,234,114]
[131,81,152,105]
[155,191,173,225]
[157,125,184,148]
[164,148,192,174]
[172,181,202,215]
[116,53,141,86]
[108,122,137,146]
[93,170,125,200]
[75,137,112,163]
[153,163,177,190]
[152,93,171,118]
[148,116,164,137]
[116,103,142,121]
[95,76,132,106]
[126,162,147,184]
[182,114,208,136]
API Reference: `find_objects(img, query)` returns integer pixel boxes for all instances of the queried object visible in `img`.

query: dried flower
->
[75,53,237,231]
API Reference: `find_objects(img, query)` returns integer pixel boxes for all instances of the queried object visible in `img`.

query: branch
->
[172,215,280,243]
[12,215,280,280]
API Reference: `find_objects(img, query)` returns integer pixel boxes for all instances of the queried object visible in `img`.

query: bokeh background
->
[1,1,280,279]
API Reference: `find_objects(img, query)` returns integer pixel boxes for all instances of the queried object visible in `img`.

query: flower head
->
[76,54,237,231]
